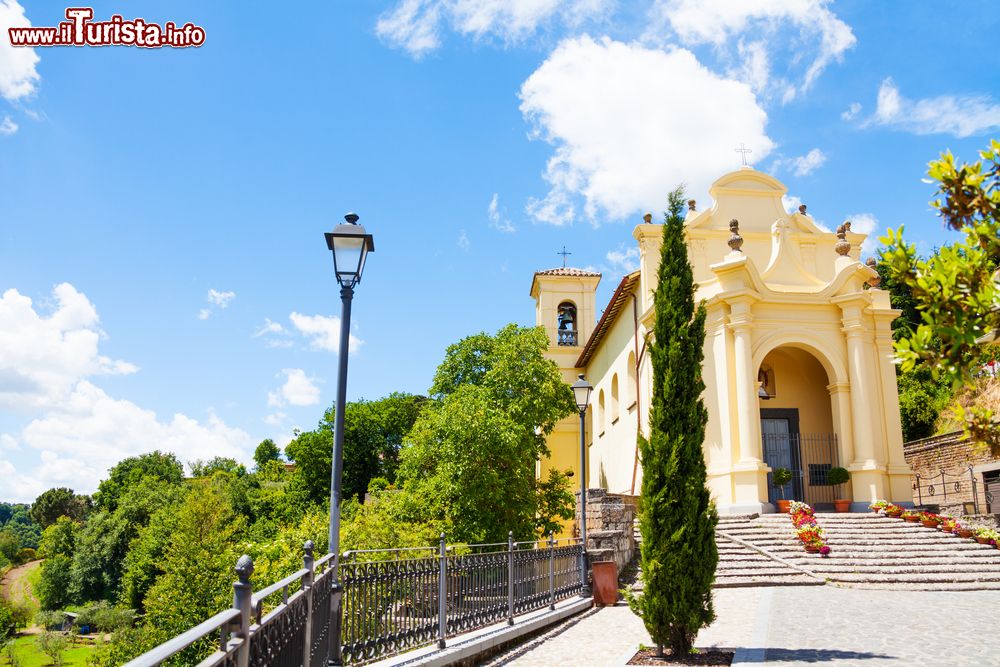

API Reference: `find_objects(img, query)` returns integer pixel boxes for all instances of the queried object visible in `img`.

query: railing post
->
[302,540,314,667]
[942,470,948,501]
[915,474,923,506]
[548,532,555,611]
[437,533,447,649]
[507,531,514,625]
[971,467,980,515]
[233,555,254,667]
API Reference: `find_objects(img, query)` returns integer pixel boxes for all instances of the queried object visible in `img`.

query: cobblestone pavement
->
[485,586,1000,666]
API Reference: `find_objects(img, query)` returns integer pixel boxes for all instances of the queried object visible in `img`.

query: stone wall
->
[902,431,997,515]
[574,488,636,572]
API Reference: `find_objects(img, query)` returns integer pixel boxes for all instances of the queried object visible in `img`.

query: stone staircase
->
[717,512,1000,590]
[714,515,822,588]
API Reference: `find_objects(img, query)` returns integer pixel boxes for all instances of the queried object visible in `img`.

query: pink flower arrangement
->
[788,501,831,555]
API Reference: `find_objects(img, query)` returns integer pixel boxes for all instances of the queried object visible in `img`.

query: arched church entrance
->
[757,346,840,508]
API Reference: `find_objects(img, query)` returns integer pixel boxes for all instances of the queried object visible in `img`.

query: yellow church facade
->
[532,167,913,516]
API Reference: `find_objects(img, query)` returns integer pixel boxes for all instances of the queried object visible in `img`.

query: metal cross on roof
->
[735,143,752,166]
[557,246,572,268]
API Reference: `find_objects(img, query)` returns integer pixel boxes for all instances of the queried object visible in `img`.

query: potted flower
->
[956,523,975,538]
[919,511,942,528]
[884,504,904,518]
[773,467,793,513]
[827,467,851,512]
[869,500,890,514]
[901,510,920,523]
[941,518,957,533]
[974,527,1000,545]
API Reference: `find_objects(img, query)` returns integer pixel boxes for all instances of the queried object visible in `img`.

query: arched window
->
[557,301,577,346]
[598,389,605,435]
[627,351,637,408]
[611,374,620,422]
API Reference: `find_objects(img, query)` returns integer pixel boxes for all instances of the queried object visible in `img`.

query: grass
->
[0,635,99,667]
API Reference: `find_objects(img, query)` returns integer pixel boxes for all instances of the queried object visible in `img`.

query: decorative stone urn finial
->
[728,219,744,253]
[235,554,254,584]
[643,212,652,224]
[688,199,697,212]
[835,221,852,256]
[865,256,881,287]
[798,204,808,215]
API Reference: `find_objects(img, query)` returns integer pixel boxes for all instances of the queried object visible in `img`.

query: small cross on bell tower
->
[735,143,752,167]
[557,246,572,268]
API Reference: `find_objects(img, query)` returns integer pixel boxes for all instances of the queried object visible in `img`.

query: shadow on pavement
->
[735,647,895,662]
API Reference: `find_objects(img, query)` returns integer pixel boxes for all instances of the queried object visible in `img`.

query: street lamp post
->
[324,213,373,664]
[324,212,374,556]
[570,374,593,596]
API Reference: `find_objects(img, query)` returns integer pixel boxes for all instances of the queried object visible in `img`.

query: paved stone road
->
[485,587,1000,666]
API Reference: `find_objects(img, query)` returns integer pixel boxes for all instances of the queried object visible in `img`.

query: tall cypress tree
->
[629,186,717,657]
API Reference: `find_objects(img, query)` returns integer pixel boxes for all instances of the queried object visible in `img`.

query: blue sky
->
[0,1,997,501]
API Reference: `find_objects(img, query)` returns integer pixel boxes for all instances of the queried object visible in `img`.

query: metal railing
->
[913,466,982,515]
[557,330,578,346]
[124,534,584,667]
[763,432,839,506]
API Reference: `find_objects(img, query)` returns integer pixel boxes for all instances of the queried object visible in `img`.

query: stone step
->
[842,581,1000,591]
[714,574,821,588]
[826,571,1000,584]
[802,563,1000,574]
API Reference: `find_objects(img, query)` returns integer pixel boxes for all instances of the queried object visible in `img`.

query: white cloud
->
[376,0,613,57]
[197,288,236,320]
[267,369,320,408]
[253,318,294,348]
[289,312,363,354]
[0,283,253,501]
[253,318,286,337]
[488,193,516,232]
[841,102,861,121]
[0,1,40,101]
[0,381,252,501]
[263,412,287,426]
[606,245,639,273]
[0,115,16,135]
[843,212,879,256]
[650,0,855,101]
[208,289,235,307]
[868,77,1000,138]
[519,36,773,225]
[457,229,471,251]
[773,148,826,177]
[0,284,138,412]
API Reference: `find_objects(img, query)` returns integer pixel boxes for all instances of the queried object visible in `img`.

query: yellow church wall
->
[538,417,586,540]
[580,293,642,496]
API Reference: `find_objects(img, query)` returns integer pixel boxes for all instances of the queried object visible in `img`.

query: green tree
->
[29,488,91,528]
[94,451,184,512]
[36,555,73,610]
[398,325,576,543]
[882,140,1000,453]
[38,516,78,559]
[188,457,247,478]
[121,482,244,662]
[285,393,427,507]
[629,187,717,657]
[253,438,281,469]
[36,631,69,667]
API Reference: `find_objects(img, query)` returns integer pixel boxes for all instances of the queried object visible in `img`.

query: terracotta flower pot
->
[776,499,791,514]
[834,499,851,513]
[903,516,919,523]
[957,529,974,538]
[886,510,903,518]
[941,526,953,533]
[975,537,990,544]
[921,520,940,528]
[804,544,821,553]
